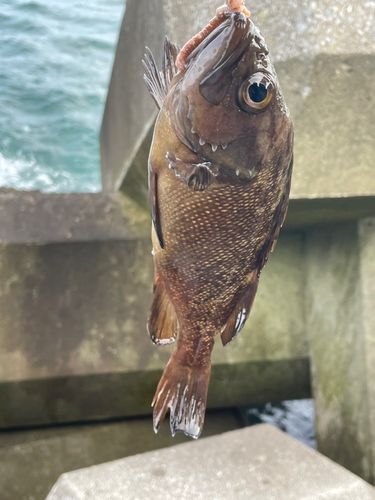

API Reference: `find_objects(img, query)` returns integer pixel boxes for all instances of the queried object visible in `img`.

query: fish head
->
[169,13,293,179]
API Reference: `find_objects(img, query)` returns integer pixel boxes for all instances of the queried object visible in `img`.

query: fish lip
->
[198,15,254,106]
[174,15,255,155]
[190,131,229,152]
[185,12,253,73]
[169,13,271,163]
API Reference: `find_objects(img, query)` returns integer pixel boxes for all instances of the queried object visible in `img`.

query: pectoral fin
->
[149,168,164,249]
[259,154,293,269]
[221,270,259,346]
[166,151,219,191]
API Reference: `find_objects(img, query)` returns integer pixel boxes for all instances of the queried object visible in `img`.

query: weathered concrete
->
[101,0,375,202]
[306,218,375,484]
[46,424,375,500]
[0,409,241,500]
[100,0,164,191]
[0,189,150,244]
[0,190,309,428]
[285,196,375,231]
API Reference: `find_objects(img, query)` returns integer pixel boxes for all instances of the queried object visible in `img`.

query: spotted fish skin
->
[144,13,293,438]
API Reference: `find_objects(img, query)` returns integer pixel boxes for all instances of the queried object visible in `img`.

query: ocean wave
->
[0,0,124,193]
[0,152,100,193]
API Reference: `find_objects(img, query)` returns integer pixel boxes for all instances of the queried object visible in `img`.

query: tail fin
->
[152,351,211,439]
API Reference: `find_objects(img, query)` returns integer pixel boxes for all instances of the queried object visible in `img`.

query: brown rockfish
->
[143,11,293,439]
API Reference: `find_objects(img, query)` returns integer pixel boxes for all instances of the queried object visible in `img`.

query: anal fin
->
[167,151,219,191]
[148,278,177,345]
[221,271,259,346]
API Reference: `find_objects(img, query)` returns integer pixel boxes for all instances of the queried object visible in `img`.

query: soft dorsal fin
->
[143,37,180,109]
[221,270,259,346]
[148,275,178,345]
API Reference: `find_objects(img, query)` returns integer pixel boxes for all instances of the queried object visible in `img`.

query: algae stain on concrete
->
[306,222,375,483]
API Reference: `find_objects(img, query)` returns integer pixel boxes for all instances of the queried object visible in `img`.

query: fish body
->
[143,12,293,438]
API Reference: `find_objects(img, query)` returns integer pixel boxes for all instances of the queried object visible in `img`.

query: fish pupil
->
[249,83,267,103]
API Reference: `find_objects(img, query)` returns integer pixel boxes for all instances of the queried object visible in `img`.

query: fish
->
[143,8,293,439]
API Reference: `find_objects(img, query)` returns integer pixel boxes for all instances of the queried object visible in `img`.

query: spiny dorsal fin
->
[221,270,259,346]
[147,276,177,345]
[143,37,180,109]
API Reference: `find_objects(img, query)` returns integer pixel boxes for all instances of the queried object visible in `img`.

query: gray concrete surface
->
[100,0,163,191]
[0,409,241,500]
[306,218,375,484]
[46,424,375,500]
[0,189,150,244]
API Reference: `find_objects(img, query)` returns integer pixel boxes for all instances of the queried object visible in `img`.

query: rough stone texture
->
[359,218,375,481]
[285,196,375,231]
[46,424,375,500]
[0,409,241,500]
[101,0,375,201]
[306,218,375,484]
[0,189,150,244]
[100,0,164,191]
[120,124,153,212]
[288,54,375,198]
[162,0,374,58]
[0,190,309,428]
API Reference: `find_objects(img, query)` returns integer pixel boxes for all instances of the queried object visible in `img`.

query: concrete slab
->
[0,189,150,244]
[46,424,375,500]
[0,410,241,500]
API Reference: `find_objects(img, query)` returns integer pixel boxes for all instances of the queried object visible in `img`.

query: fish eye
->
[248,83,267,102]
[239,73,273,113]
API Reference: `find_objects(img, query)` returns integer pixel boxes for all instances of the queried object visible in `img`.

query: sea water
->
[0,0,125,192]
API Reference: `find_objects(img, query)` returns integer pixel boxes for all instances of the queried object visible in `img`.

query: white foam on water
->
[0,152,53,192]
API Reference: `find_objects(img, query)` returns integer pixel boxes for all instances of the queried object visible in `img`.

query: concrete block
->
[0,189,150,244]
[0,190,309,428]
[46,424,375,500]
[306,218,375,483]
[0,409,241,500]
[100,0,164,191]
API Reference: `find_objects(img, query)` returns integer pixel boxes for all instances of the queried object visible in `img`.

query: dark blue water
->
[244,399,316,449]
[0,0,125,192]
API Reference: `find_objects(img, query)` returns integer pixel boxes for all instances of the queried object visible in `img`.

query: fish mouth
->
[169,13,262,160]
[190,14,255,150]
[198,12,253,106]
[189,126,228,152]
[180,12,254,103]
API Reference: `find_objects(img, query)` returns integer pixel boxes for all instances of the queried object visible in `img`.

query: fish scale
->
[156,163,281,313]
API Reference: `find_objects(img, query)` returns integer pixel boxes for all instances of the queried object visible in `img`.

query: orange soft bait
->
[175,1,251,71]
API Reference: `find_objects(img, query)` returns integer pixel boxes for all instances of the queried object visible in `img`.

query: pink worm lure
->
[175,0,251,71]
